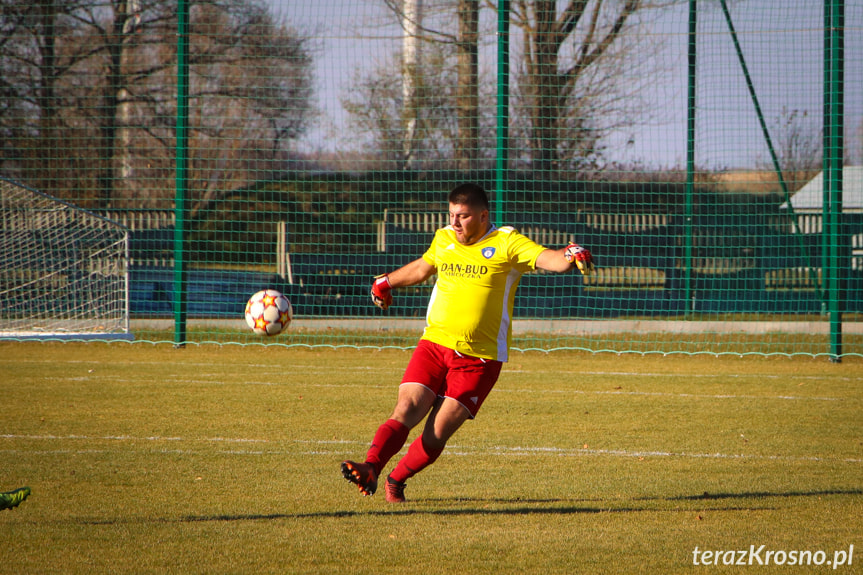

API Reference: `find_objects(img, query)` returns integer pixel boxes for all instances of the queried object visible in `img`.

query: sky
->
[272,0,862,171]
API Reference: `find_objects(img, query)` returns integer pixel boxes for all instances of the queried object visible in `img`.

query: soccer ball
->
[244,289,292,336]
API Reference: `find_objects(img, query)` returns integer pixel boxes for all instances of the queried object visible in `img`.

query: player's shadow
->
[186,487,861,521]
[164,505,687,523]
[173,501,779,523]
[78,488,860,525]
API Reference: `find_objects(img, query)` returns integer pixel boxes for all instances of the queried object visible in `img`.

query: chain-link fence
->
[1,0,861,357]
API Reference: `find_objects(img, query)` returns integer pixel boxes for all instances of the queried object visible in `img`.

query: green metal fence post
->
[685,0,696,316]
[824,0,845,361]
[494,0,510,226]
[174,0,190,346]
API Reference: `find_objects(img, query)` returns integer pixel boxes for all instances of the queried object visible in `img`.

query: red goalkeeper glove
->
[371,274,393,310]
[564,243,594,276]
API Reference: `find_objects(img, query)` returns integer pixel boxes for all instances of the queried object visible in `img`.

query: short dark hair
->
[448,183,490,211]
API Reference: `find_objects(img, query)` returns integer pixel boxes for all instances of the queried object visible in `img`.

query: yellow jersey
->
[420,225,547,362]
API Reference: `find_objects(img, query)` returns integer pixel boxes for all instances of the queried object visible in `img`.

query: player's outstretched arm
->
[536,244,594,275]
[387,257,437,288]
[371,257,436,310]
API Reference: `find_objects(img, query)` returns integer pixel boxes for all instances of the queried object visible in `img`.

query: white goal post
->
[0,177,133,341]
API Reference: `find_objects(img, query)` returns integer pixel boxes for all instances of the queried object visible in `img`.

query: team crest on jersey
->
[481,247,496,259]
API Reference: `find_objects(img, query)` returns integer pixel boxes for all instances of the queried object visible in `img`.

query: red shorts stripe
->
[401,339,503,418]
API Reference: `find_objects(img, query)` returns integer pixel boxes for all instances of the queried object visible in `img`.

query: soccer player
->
[341,183,594,503]
[0,486,30,510]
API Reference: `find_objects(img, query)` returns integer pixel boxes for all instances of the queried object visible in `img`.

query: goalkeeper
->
[341,183,593,503]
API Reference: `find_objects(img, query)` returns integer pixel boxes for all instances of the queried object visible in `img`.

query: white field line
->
[12,359,863,384]
[1,434,860,464]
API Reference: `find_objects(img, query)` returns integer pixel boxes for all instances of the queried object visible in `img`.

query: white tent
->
[781,166,863,213]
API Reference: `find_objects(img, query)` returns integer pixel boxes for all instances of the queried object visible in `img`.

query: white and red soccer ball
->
[245,289,292,336]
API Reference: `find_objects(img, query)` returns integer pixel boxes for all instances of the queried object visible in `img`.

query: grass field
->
[1,342,861,574]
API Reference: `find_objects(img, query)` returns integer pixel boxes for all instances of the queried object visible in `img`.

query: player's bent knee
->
[423,398,471,446]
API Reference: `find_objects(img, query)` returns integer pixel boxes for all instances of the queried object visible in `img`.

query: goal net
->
[0,178,133,340]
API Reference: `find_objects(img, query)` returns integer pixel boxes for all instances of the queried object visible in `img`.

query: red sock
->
[365,419,410,476]
[388,435,444,484]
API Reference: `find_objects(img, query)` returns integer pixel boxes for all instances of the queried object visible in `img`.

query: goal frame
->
[0,177,134,341]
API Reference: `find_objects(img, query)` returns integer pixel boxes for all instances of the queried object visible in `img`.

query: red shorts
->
[401,339,503,418]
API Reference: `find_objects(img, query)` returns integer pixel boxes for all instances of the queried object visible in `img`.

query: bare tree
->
[505,0,686,176]
[180,1,314,214]
[341,58,407,170]
[0,0,313,211]
[759,107,822,191]
[455,0,479,170]
[0,0,102,201]
[353,0,669,175]
[342,38,498,172]
[508,0,645,175]
[383,0,482,171]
